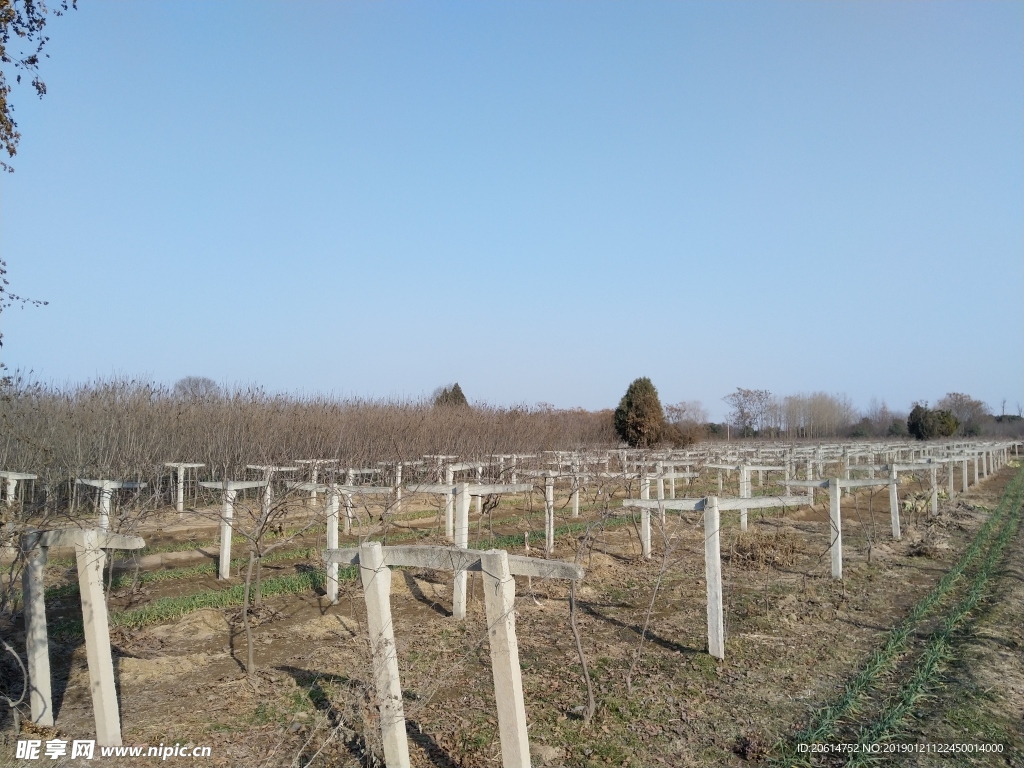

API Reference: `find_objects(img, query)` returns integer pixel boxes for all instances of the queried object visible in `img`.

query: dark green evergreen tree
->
[432,382,469,408]
[613,377,665,447]
[907,403,958,440]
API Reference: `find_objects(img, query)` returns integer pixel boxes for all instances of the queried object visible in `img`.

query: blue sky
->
[1,1,1021,418]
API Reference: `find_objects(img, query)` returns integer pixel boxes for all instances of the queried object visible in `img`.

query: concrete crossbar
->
[324,545,584,581]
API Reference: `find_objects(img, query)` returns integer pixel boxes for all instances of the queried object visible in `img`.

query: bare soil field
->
[2,466,1022,768]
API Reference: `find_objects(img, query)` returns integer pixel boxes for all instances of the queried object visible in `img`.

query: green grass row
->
[50,566,359,637]
[772,467,1024,765]
[41,545,326,601]
[38,502,627,599]
[44,510,636,637]
[41,524,322,567]
[844,473,1024,765]
[40,499,560,567]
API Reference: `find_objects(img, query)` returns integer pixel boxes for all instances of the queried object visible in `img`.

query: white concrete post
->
[948,462,955,497]
[739,463,750,532]
[453,483,471,620]
[510,455,518,485]
[656,462,665,505]
[930,466,938,517]
[973,455,980,485]
[888,468,901,540]
[394,463,403,513]
[165,464,201,512]
[345,469,355,535]
[480,549,531,768]
[828,480,843,580]
[962,459,969,493]
[97,487,113,531]
[717,469,723,494]
[571,468,580,518]
[309,465,319,504]
[262,480,273,519]
[445,466,455,540]
[76,530,122,746]
[342,492,355,536]
[4,477,16,505]
[219,489,236,580]
[656,466,666,526]
[668,464,676,499]
[704,496,724,660]
[784,458,791,496]
[640,501,651,561]
[807,460,815,505]
[545,474,555,556]
[475,466,484,517]
[358,543,410,768]
[172,467,186,513]
[23,546,53,726]
[640,472,650,501]
[326,487,340,604]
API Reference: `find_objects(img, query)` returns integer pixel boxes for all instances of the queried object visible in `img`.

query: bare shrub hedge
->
[0,375,616,485]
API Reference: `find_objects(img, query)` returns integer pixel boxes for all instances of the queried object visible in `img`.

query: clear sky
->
[1,1,1021,419]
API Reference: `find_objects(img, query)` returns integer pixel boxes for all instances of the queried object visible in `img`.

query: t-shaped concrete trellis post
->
[451,483,532,619]
[75,479,148,530]
[286,481,393,602]
[294,459,338,505]
[21,528,145,745]
[704,496,724,659]
[164,463,204,513]
[623,487,807,561]
[376,461,405,513]
[520,469,570,556]
[889,461,942,521]
[198,480,267,578]
[545,473,555,555]
[246,465,298,518]
[0,470,36,506]
[788,477,895,578]
[323,542,583,768]
[625,492,806,657]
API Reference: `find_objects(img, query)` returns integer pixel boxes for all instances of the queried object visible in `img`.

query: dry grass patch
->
[727,527,801,570]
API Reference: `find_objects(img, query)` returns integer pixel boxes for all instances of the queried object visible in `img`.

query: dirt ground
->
[1,466,1021,767]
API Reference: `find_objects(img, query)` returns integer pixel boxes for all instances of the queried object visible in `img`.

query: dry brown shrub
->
[733,731,769,761]
[907,540,939,558]
[0,375,618,497]
[728,528,801,570]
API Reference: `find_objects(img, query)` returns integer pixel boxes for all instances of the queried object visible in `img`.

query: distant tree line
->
[3,375,1018,480]
[715,387,1019,441]
[612,379,1023,448]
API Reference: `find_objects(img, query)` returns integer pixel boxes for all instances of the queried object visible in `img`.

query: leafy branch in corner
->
[0,0,77,171]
